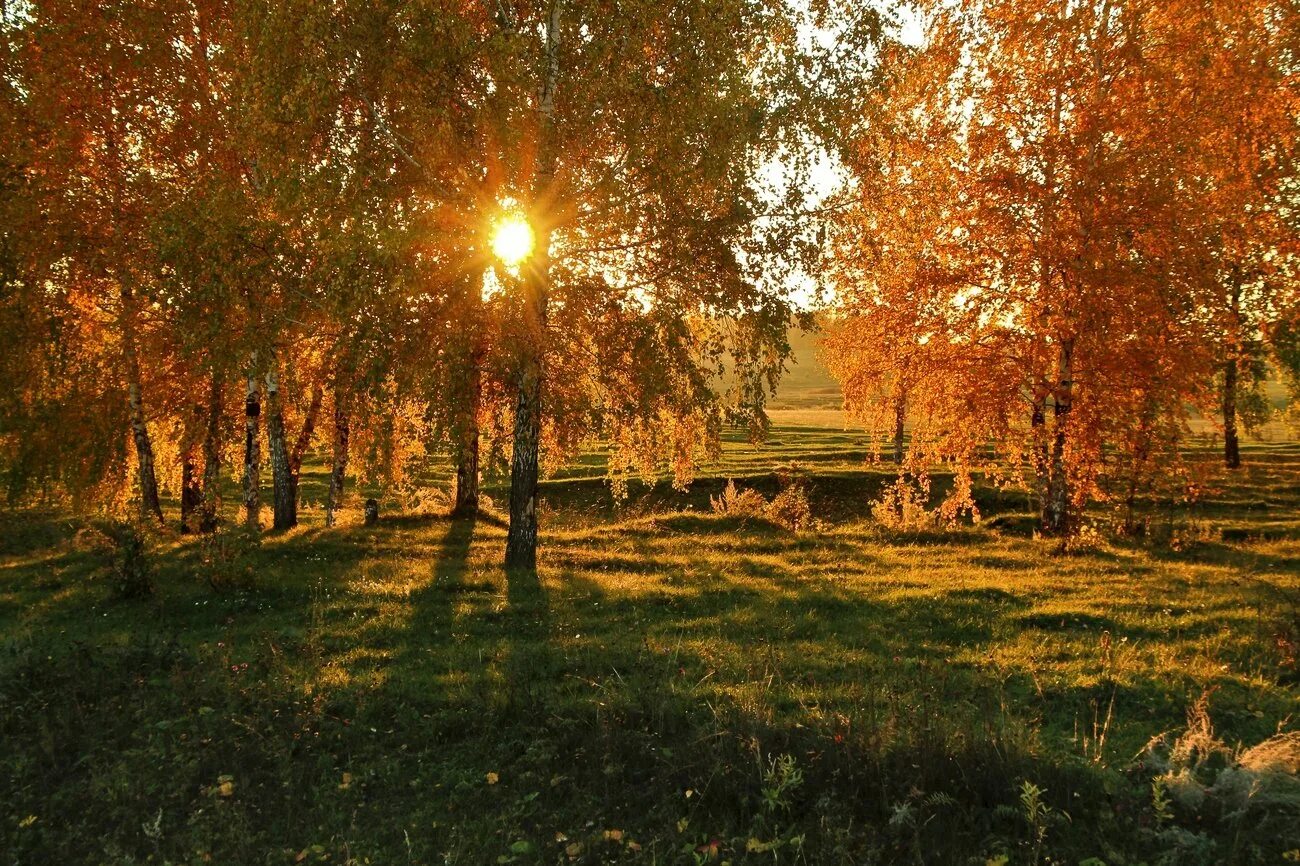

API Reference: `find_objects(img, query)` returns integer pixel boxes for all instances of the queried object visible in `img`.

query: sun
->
[490,216,534,267]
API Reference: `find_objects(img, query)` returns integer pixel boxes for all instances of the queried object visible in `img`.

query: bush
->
[1145,518,1221,552]
[94,519,154,599]
[767,480,814,532]
[710,478,815,531]
[196,523,261,591]
[1139,693,1300,860]
[711,479,769,519]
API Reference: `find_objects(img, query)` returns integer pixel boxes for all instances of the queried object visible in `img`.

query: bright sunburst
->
[490,216,534,267]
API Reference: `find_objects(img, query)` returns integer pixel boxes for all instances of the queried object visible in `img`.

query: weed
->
[711,479,770,520]
[1019,780,1067,866]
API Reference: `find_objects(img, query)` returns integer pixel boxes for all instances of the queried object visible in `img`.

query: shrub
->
[767,480,814,531]
[1146,517,1220,552]
[711,479,769,519]
[196,523,261,591]
[1139,693,1300,859]
[1060,519,1107,554]
[92,519,154,599]
[709,478,815,531]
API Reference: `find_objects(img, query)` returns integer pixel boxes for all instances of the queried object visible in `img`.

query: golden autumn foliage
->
[824,0,1299,534]
[0,0,881,564]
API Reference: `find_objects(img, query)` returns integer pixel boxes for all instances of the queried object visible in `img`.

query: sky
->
[762,1,926,310]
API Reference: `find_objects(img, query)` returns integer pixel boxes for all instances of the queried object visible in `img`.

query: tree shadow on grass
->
[12,500,1294,865]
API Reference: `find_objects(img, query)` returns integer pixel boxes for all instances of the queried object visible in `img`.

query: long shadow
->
[502,558,553,710]
[430,514,482,590]
[354,513,500,732]
[384,512,555,714]
[14,497,1287,864]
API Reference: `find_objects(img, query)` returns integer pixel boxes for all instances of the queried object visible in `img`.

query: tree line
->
[0,0,878,568]
[1,0,1297,560]
[823,0,1299,535]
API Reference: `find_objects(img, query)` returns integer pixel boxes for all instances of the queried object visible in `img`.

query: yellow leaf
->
[486,772,499,785]
[565,842,583,859]
[339,772,353,790]
[603,829,623,842]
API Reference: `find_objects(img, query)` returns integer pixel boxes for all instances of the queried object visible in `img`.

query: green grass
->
[2,429,1299,865]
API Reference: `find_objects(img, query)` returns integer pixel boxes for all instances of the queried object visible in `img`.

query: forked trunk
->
[289,379,323,508]
[454,384,481,517]
[326,384,351,528]
[1030,393,1048,512]
[505,0,561,572]
[179,400,205,532]
[180,438,203,534]
[265,366,295,530]
[243,368,261,529]
[1223,358,1240,470]
[180,452,198,532]
[1042,340,1074,536]
[200,374,223,533]
[505,355,543,570]
[1123,401,1156,536]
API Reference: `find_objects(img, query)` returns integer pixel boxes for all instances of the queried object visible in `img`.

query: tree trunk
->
[506,349,543,570]
[108,118,161,524]
[1223,359,1240,469]
[1042,339,1074,536]
[122,291,162,523]
[1123,401,1156,536]
[454,379,481,517]
[180,452,198,532]
[505,1,562,572]
[289,379,323,511]
[453,278,484,519]
[200,374,223,533]
[243,368,261,529]
[1223,277,1243,469]
[265,366,295,530]
[179,400,204,530]
[326,384,351,528]
[127,374,163,523]
[1030,392,1048,515]
[891,387,906,464]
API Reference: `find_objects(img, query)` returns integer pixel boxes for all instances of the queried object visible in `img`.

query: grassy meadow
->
[2,361,1299,864]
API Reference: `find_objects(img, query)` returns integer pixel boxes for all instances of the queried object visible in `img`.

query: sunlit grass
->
[1,432,1297,863]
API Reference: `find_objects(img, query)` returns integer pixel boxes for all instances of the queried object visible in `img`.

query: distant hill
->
[770,327,840,410]
[767,325,1295,436]
[767,327,846,427]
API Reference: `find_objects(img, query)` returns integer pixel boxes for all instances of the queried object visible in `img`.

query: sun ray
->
[491,216,534,267]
